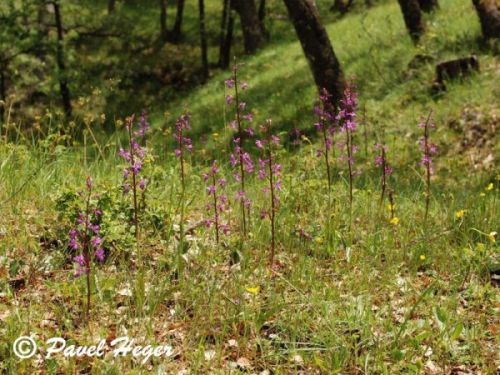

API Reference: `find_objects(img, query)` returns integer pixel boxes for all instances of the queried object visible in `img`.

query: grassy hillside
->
[0,0,498,373]
[160,0,497,143]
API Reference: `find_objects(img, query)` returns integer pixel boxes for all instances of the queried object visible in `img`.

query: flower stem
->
[267,137,276,265]
[380,147,386,205]
[83,182,92,321]
[179,126,186,257]
[212,174,220,244]
[346,127,353,229]
[321,126,331,193]
[233,65,247,236]
[423,110,432,223]
[127,122,139,242]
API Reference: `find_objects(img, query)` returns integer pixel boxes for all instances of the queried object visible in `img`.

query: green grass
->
[0,0,499,373]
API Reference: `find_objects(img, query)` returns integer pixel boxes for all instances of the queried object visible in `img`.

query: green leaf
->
[9,261,18,278]
[434,307,448,325]
[391,349,404,361]
[415,331,431,342]
[450,321,463,341]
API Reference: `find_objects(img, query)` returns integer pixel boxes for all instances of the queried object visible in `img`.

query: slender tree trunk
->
[108,0,116,13]
[472,0,500,39]
[52,1,72,117]
[199,0,209,81]
[220,3,234,68]
[282,0,345,106]
[258,0,269,39]
[397,0,425,43]
[0,68,5,123]
[219,0,230,66]
[418,0,438,12]
[160,0,168,40]
[258,0,266,23]
[171,0,185,42]
[232,0,265,54]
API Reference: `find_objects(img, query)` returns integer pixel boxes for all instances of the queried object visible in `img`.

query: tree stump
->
[433,56,479,91]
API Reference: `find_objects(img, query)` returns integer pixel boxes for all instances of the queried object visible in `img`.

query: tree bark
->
[258,0,269,39]
[108,0,116,13]
[52,0,72,117]
[160,0,168,41]
[0,68,5,123]
[282,0,345,106]
[397,0,425,43]
[232,0,265,54]
[199,0,209,81]
[171,0,185,42]
[418,0,438,12]
[258,0,266,23]
[219,0,230,66]
[220,2,234,68]
[472,0,500,39]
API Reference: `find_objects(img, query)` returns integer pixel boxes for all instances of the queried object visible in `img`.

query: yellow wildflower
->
[488,232,497,243]
[246,286,260,295]
[389,217,400,225]
[420,255,426,261]
[315,237,324,244]
[387,203,395,211]
[455,210,465,218]
[486,183,494,191]
[476,242,485,251]
[479,192,486,197]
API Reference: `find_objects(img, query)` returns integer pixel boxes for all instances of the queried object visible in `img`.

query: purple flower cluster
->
[225,73,255,212]
[256,136,282,193]
[418,121,437,173]
[119,114,149,194]
[256,120,282,264]
[336,82,359,167]
[374,143,393,176]
[314,89,336,158]
[225,78,253,128]
[230,142,254,183]
[418,111,437,220]
[202,161,230,241]
[69,177,105,277]
[174,113,193,158]
[256,123,282,220]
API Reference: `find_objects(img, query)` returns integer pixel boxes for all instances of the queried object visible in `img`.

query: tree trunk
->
[397,0,425,43]
[472,0,500,39]
[171,0,185,42]
[258,0,266,22]
[52,1,72,117]
[418,0,438,12]
[160,0,168,40]
[258,0,269,39]
[199,0,209,81]
[282,0,345,106]
[220,3,235,68]
[0,68,5,123]
[219,0,230,66]
[108,0,116,13]
[232,0,265,54]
